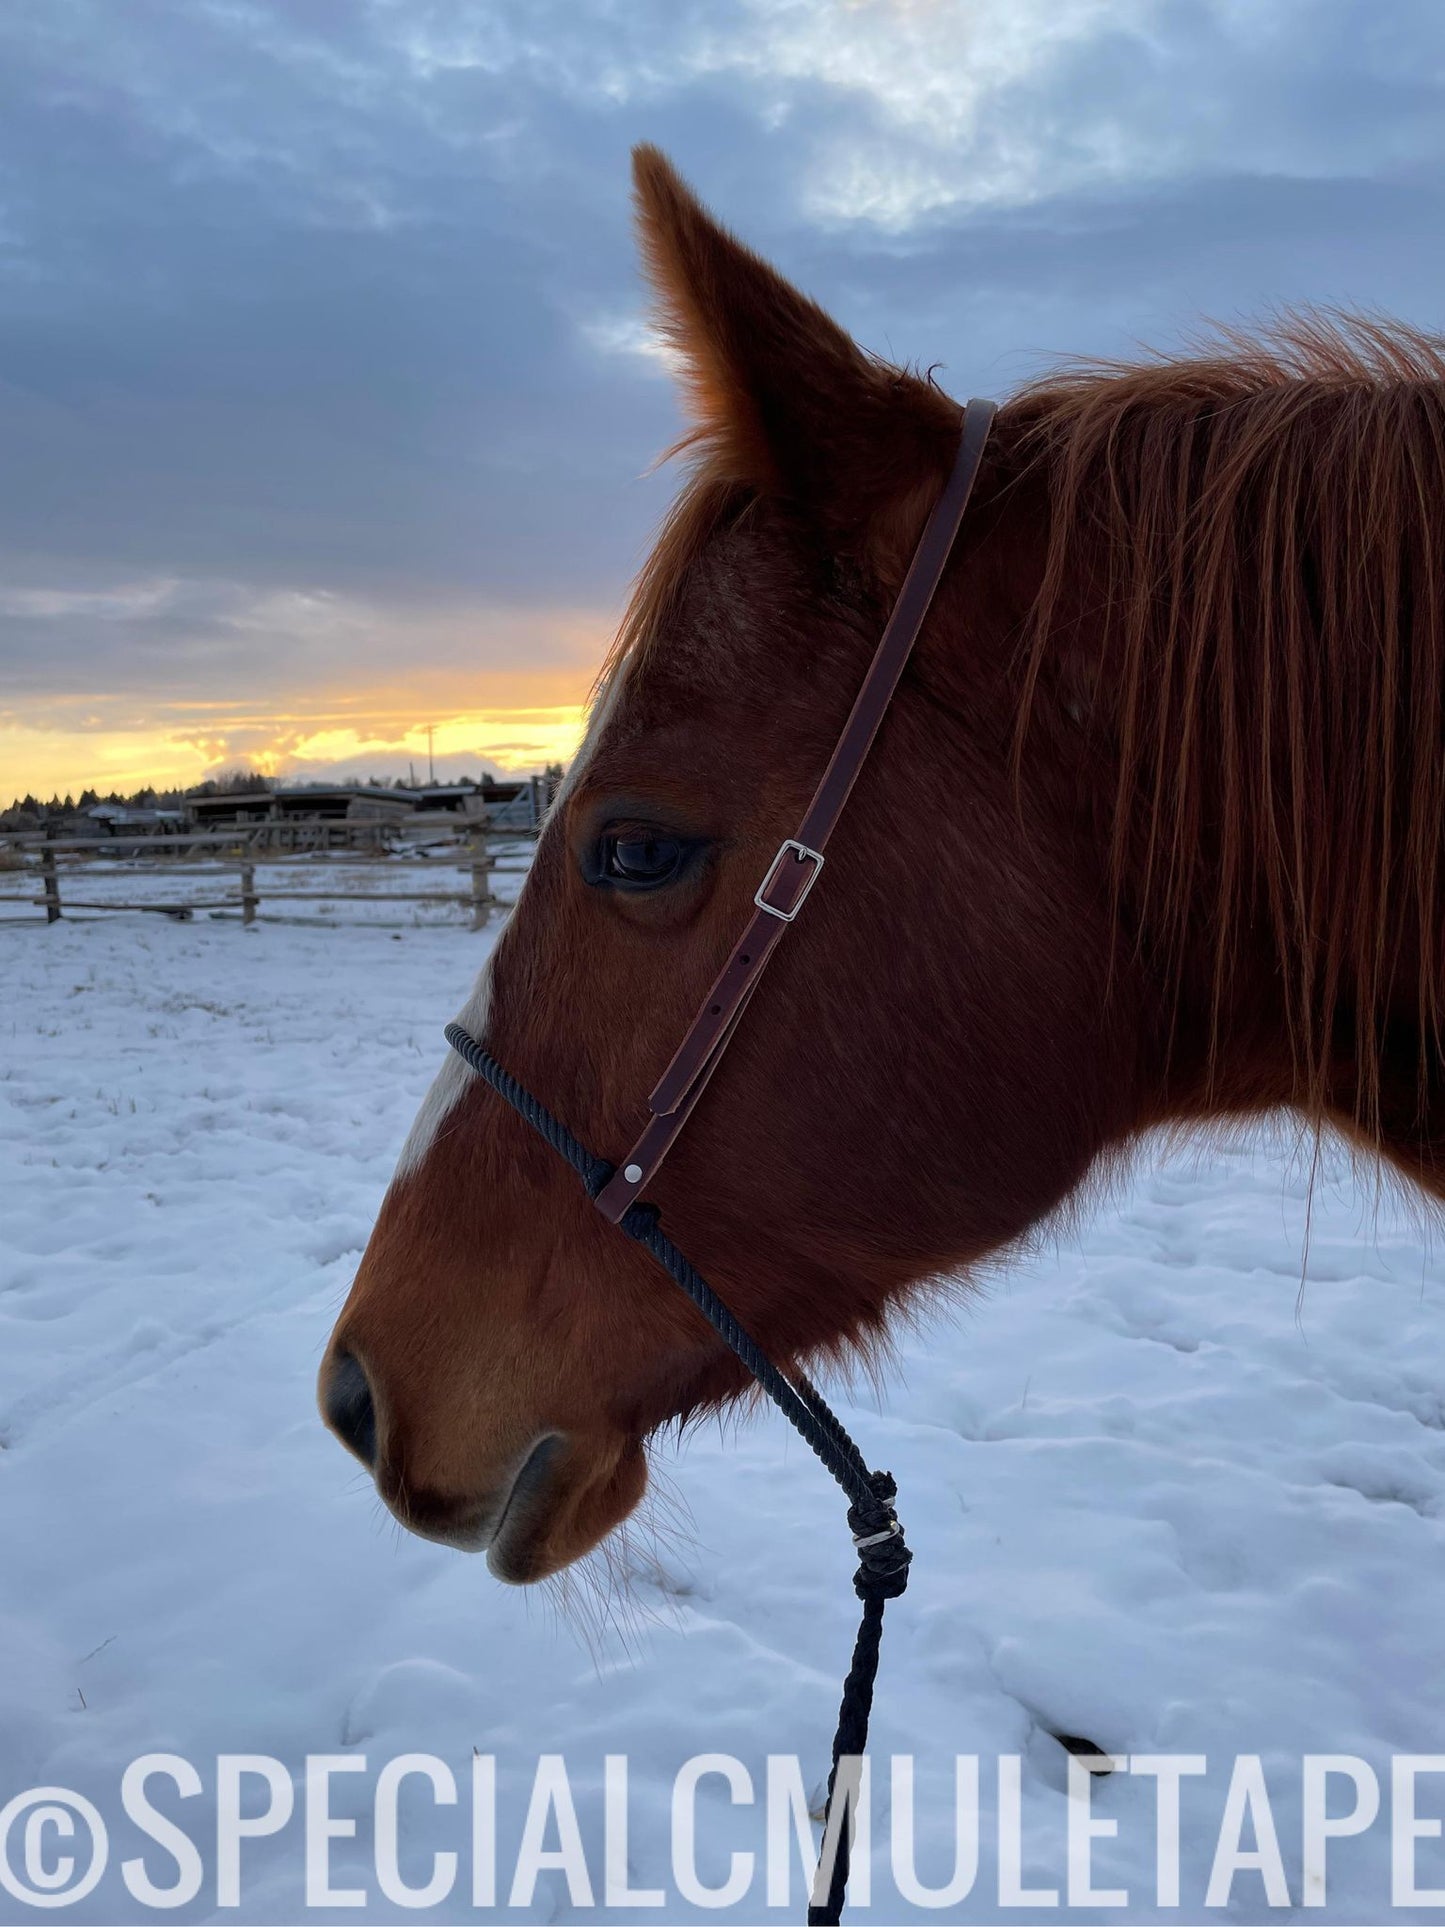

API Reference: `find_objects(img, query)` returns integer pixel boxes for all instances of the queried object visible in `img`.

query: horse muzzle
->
[318,1344,645,1578]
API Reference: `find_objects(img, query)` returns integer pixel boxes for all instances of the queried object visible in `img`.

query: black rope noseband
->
[445,1021,909,1924]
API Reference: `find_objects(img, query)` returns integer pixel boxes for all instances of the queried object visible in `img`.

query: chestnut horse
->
[321,148,1445,1585]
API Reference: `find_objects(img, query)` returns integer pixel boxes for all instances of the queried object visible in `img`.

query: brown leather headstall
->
[593,396,997,1222]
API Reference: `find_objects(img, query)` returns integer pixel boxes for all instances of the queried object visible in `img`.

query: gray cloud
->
[2,0,1444,719]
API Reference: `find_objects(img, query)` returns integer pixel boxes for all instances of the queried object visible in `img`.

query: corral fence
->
[0,823,537,931]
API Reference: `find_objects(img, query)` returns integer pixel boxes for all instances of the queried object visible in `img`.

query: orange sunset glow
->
[4,651,602,802]
[0,695,590,802]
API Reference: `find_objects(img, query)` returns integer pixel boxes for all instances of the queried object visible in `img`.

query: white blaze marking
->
[393,953,495,1180]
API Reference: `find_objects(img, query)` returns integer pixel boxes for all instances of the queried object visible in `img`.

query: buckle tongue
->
[754,839,825,922]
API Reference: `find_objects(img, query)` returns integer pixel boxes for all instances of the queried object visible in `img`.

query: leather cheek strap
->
[593,397,998,1226]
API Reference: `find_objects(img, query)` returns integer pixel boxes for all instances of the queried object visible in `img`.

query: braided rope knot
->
[847,1470,911,1601]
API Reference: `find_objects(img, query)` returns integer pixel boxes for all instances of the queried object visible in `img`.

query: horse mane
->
[603,309,1445,1145]
[1014,312,1445,1139]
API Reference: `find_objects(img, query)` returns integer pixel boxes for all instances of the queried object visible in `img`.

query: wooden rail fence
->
[0,831,535,931]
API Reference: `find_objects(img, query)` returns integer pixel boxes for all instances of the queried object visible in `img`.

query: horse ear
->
[631,146,958,551]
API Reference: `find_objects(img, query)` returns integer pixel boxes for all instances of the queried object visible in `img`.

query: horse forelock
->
[598,464,757,697]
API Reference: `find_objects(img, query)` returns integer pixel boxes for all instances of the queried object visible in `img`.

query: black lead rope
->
[444,1021,911,1925]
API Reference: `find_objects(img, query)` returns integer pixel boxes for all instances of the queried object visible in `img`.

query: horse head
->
[319,148,1143,1579]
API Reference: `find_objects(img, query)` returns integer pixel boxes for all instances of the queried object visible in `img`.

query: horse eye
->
[599,831,686,889]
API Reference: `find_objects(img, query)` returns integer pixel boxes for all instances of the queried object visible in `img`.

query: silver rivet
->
[624,1163,643,1184]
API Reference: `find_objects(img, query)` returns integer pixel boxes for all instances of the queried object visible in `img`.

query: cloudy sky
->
[4,0,1445,798]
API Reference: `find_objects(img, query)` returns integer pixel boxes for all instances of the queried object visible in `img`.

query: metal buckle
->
[754,839,824,922]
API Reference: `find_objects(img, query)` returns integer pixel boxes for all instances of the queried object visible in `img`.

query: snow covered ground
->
[5,872,1445,1923]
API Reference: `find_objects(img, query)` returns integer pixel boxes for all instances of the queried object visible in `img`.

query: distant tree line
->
[1,767,272,829]
[1,785,174,831]
[0,761,566,831]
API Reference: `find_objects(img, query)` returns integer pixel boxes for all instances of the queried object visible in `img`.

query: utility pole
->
[427,725,435,784]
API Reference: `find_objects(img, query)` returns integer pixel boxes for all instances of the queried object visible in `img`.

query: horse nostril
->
[323,1349,377,1468]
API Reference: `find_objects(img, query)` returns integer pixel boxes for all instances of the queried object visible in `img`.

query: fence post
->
[469,836,494,931]
[240,863,258,926]
[40,844,61,924]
